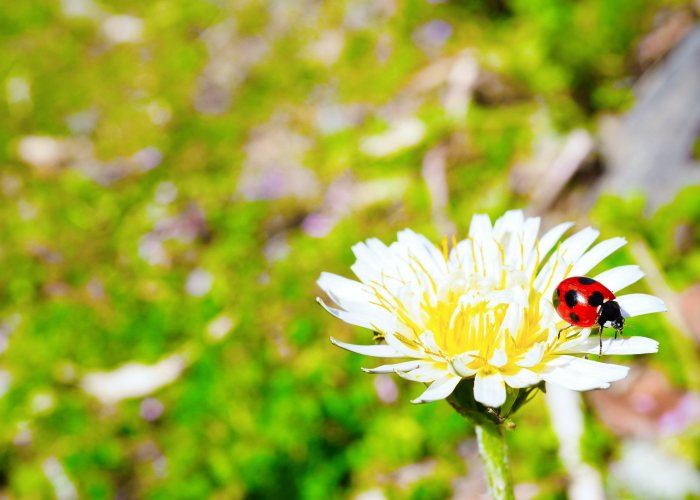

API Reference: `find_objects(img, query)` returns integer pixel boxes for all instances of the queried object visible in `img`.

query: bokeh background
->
[3,0,700,498]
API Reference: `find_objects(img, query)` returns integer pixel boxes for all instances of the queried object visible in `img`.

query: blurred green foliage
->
[0,0,698,499]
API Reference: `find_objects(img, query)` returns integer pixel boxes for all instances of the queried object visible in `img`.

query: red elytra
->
[552,277,626,356]
[553,276,616,327]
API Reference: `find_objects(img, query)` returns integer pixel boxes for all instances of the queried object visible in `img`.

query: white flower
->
[318,210,666,408]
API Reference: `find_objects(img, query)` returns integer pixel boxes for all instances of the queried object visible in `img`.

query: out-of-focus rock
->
[637,10,694,69]
[65,108,98,135]
[359,117,426,157]
[513,483,540,500]
[138,202,207,267]
[26,243,63,264]
[673,223,695,255]
[132,146,163,172]
[610,440,700,500]
[600,27,700,212]
[513,128,595,215]
[18,136,67,174]
[152,204,207,244]
[206,314,237,342]
[343,0,396,30]
[355,489,387,500]
[379,459,437,489]
[86,277,105,301]
[0,370,12,400]
[44,282,71,298]
[473,71,526,105]
[422,144,456,237]
[409,57,455,93]
[6,76,32,116]
[450,440,489,500]
[17,200,38,220]
[306,29,346,66]
[43,457,78,500]
[81,354,186,405]
[301,174,409,237]
[1,174,22,197]
[18,135,163,184]
[263,233,291,263]
[237,121,319,201]
[315,102,367,135]
[680,283,700,342]
[185,268,214,297]
[587,366,700,437]
[375,33,393,63]
[60,0,103,19]
[545,384,605,500]
[194,21,269,114]
[101,15,144,44]
[443,51,479,121]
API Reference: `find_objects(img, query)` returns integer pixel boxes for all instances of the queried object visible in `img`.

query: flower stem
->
[475,420,515,500]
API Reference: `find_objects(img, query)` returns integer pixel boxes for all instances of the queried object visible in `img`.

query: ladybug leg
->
[598,327,604,358]
[557,325,573,340]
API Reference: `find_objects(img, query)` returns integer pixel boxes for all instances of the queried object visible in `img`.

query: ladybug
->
[552,276,626,356]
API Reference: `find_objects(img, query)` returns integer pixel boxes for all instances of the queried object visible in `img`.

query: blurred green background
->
[3,0,700,498]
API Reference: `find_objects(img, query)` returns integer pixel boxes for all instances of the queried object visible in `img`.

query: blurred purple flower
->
[658,393,700,436]
[140,397,165,421]
[413,20,453,52]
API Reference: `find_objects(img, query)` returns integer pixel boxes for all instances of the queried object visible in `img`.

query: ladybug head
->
[598,300,625,332]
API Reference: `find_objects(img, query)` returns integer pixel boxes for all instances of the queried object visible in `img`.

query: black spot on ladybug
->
[588,290,604,307]
[564,290,579,309]
[578,277,596,285]
[569,311,580,323]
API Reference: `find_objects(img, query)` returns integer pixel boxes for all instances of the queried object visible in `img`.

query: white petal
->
[411,373,461,404]
[474,370,507,408]
[317,272,387,316]
[616,294,667,318]
[595,265,645,293]
[351,238,392,276]
[330,337,406,358]
[420,330,442,351]
[383,331,428,359]
[395,229,447,278]
[317,297,393,331]
[536,222,575,259]
[570,237,627,276]
[541,356,629,391]
[554,328,592,353]
[468,213,493,244]
[448,355,478,377]
[535,228,600,294]
[493,210,525,241]
[489,346,509,368]
[503,368,541,388]
[395,362,448,382]
[362,360,422,374]
[521,216,541,271]
[558,336,659,355]
[515,342,546,367]
[317,272,370,303]
[558,227,600,264]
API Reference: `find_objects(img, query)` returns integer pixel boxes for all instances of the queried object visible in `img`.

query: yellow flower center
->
[369,244,575,371]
